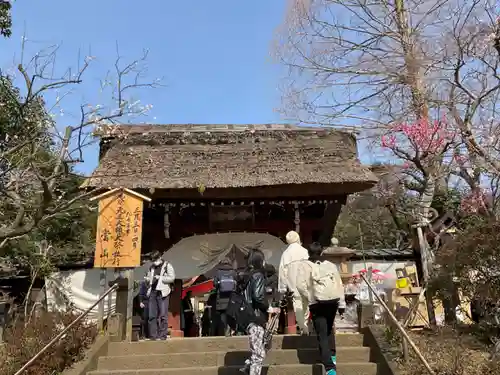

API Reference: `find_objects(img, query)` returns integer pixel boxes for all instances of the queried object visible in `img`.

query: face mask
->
[154,259,162,266]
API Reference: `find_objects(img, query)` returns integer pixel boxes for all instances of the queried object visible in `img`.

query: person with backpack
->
[146,251,176,340]
[264,264,280,308]
[213,258,237,336]
[243,250,271,323]
[226,249,279,375]
[305,242,345,375]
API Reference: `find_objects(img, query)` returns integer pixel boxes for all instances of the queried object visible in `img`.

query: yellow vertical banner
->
[94,190,144,268]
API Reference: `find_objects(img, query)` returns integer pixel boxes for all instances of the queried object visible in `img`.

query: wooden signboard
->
[93,188,149,268]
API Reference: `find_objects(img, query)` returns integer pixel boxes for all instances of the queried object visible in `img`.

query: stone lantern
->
[320,237,355,282]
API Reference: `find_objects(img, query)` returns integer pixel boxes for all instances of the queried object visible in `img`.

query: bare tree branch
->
[0,43,161,251]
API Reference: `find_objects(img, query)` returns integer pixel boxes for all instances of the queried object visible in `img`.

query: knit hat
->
[285,231,301,245]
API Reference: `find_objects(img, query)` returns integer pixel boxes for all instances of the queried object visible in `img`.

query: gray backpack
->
[217,269,237,293]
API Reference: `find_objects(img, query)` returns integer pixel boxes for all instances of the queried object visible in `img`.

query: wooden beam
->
[123,188,152,202]
[89,187,121,201]
[90,187,152,202]
[140,183,370,200]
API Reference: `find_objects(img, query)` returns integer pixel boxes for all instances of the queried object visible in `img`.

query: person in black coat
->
[243,250,269,321]
[182,291,195,337]
[234,249,280,375]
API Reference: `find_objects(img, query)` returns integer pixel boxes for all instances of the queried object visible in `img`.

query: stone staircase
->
[87,333,378,375]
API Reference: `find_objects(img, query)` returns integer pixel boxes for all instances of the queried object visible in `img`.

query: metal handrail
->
[14,283,119,375]
[359,274,436,375]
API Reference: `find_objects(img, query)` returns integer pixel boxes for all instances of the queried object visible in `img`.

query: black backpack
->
[217,269,237,293]
[225,291,259,331]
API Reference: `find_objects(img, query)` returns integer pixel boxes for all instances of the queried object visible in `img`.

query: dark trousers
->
[310,299,339,373]
[202,307,212,336]
[212,310,231,336]
[140,305,149,338]
[183,311,195,337]
[219,311,231,336]
[148,291,170,340]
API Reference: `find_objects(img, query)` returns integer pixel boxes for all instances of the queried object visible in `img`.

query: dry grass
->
[387,326,500,375]
[0,311,97,375]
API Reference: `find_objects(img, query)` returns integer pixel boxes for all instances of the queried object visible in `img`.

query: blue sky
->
[2,0,289,174]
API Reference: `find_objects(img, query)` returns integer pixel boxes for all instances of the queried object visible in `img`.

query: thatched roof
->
[366,163,405,197]
[351,247,414,260]
[83,124,377,191]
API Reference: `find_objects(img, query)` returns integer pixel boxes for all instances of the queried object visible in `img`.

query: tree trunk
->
[393,0,439,326]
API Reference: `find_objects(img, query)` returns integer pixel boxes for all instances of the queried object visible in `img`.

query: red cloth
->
[182,280,214,298]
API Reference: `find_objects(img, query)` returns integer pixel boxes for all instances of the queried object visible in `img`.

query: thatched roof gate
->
[83,124,377,193]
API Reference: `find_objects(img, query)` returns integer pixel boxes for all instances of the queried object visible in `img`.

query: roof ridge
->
[95,123,359,137]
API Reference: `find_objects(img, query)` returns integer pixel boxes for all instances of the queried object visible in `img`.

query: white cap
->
[286,231,301,244]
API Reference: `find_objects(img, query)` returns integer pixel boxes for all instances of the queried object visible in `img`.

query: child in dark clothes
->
[264,264,280,307]
[138,279,149,339]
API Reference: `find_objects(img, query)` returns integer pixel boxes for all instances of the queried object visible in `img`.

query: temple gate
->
[84,124,378,339]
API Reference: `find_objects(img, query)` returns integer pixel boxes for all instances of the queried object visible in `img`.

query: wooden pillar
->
[110,276,129,341]
[125,268,134,342]
[97,268,106,333]
[293,202,300,234]
[285,298,297,334]
[168,279,183,337]
[107,269,136,342]
[163,205,171,240]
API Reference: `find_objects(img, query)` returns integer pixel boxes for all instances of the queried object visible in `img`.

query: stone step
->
[89,363,377,375]
[97,347,371,370]
[107,334,364,356]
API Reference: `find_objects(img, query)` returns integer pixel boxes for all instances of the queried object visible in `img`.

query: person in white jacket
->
[278,231,311,335]
[146,251,176,340]
[306,242,344,375]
